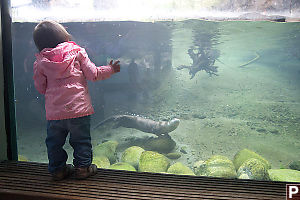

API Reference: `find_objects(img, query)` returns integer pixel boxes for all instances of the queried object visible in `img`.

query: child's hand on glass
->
[109,60,120,73]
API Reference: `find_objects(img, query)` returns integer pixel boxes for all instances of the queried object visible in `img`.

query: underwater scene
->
[12,20,300,182]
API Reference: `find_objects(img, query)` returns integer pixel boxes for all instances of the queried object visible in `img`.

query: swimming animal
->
[178,48,219,79]
[93,115,180,136]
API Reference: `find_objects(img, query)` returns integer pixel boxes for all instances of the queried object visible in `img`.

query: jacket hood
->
[35,41,81,78]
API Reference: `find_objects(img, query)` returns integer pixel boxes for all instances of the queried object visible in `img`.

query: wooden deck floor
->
[0,161,288,200]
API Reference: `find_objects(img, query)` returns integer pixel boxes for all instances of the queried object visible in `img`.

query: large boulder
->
[268,169,300,182]
[195,155,237,178]
[94,140,119,164]
[109,162,136,172]
[233,149,271,170]
[237,158,269,180]
[93,155,110,169]
[143,135,176,154]
[167,162,195,176]
[121,146,145,169]
[138,151,170,173]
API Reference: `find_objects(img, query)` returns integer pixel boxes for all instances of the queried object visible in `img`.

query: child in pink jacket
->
[33,21,120,180]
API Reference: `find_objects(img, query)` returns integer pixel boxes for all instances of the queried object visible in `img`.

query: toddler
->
[33,21,120,180]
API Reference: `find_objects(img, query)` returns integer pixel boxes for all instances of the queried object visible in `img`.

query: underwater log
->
[93,115,180,136]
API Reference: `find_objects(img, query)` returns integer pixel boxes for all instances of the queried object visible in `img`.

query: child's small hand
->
[109,60,120,73]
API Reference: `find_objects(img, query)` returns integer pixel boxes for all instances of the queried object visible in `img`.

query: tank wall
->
[0,4,8,161]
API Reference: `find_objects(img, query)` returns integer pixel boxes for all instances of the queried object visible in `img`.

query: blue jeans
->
[46,115,92,174]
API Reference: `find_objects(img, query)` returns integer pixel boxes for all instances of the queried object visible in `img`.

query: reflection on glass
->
[12,0,300,22]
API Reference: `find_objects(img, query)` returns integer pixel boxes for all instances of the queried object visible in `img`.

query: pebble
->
[180,147,188,154]
[269,129,279,134]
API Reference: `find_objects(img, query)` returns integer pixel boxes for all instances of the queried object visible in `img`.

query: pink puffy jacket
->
[33,41,114,120]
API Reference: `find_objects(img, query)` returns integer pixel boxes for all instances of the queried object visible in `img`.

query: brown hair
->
[33,21,71,52]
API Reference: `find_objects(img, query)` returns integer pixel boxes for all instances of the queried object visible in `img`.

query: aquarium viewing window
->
[10,0,300,183]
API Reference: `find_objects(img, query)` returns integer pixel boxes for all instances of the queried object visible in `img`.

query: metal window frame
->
[1,0,18,161]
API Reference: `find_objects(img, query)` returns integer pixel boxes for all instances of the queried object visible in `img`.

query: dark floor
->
[0,161,288,200]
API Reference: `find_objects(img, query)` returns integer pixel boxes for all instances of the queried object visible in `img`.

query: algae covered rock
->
[237,158,269,180]
[121,146,145,169]
[195,155,237,178]
[268,169,300,182]
[289,160,300,171]
[94,140,118,164]
[193,160,205,170]
[109,162,136,172]
[167,162,195,175]
[93,155,110,169]
[138,151,170,173]
[18,155,29,162]
[233,149,271,170]
[238,173,250,179]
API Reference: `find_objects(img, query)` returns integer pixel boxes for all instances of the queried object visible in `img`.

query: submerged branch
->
[239,52,260,68]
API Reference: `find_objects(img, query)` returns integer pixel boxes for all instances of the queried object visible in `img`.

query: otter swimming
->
[93,115,180,136]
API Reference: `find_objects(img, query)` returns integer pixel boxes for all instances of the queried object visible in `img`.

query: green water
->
[13,20,300,180]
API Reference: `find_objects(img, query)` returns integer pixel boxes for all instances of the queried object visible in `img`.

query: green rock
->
[238,173,250,179]
[233,149,271,170]
[268,169,300,182]
[196,155,237,178]
[121,146,145,169]
[289,160,300,171]
[94,141,119,164]
[193,160,205,170]
[92,155,110,169]
[166,152,181,160]
[237,158,269,180]
[109,162,136,172]
[167,162,195,175]
[138,151,170,173]
[18,155,29,162]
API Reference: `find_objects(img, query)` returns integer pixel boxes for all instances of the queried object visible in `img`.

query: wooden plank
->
[0,162,286,192]
[0,161,287,200]
[0,170,285,198]
[0,174,266,200]
[0,171,283,198]
[0,161,286,197]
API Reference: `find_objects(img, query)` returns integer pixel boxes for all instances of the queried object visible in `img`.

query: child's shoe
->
[75,164,97,179]
[52,164,74,181]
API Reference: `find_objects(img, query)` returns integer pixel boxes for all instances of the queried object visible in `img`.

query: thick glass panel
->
[11,0,300,182]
